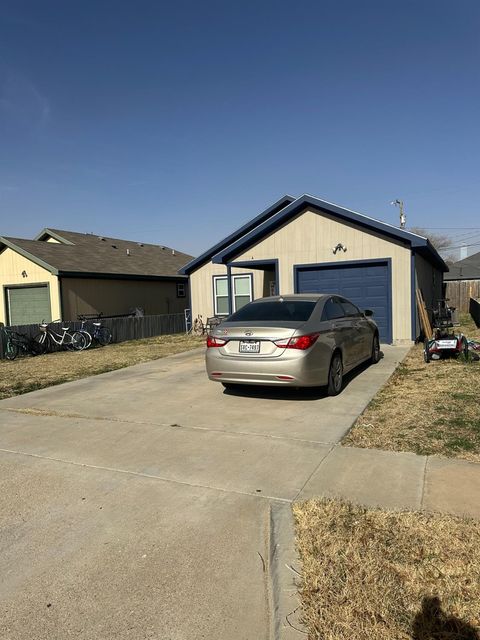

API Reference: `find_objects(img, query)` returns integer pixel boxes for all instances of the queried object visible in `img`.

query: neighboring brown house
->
[444,250,480,312]
[0,228,192,325]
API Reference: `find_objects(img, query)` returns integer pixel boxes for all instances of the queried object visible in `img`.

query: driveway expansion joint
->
[0,447,294,504]
[1,407,337,446]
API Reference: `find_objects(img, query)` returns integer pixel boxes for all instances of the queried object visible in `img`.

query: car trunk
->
[216,321,304,358]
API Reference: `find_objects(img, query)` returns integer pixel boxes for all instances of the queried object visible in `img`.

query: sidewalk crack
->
[420,456,429,509]
[292,444,336,502]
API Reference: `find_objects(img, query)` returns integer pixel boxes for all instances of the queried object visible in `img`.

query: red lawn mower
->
[423,300,468,363]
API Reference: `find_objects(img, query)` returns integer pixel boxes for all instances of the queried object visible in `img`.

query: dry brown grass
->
[0,333,204,400]
[293,498,480,640]
[344,315,480,461]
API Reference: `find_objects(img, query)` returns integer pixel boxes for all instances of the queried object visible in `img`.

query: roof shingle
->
[0,228,192,278]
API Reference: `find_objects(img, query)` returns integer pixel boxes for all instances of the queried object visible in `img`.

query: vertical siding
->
[190,208,414,342]
[189,263,261,321]
[0,247,60,325]
[61,278,189,320]
[414,253,444,336]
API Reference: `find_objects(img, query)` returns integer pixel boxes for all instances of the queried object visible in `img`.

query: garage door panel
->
[7,286,51,326]
[296,262,391,343]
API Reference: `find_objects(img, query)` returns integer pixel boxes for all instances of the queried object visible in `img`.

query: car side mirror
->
[364,309,374,317]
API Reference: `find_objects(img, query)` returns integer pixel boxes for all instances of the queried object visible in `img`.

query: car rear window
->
[228,300,316,322]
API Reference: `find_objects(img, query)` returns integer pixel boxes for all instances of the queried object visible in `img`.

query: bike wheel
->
[96,327,112,346]
[33,332,50,353]
[28,338,46,356]
[79,330,93,349]
[5,341,18,360]
[67,331,87,351]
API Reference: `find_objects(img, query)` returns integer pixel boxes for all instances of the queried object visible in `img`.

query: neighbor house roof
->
[181,194,448,273]
[0,229,192,280]
[444,250,480,281]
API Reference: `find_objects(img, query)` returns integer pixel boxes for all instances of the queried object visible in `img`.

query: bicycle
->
[78,317,113,349]
[33,321,87,353]
[2,327,46,360]
[191,315,205,335]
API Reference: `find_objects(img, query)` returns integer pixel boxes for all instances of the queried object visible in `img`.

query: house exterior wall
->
[60,277,189,320]
[414,253,444,335]
[190,208,414,343]
[0,247,61,325]
[189,263,264,322]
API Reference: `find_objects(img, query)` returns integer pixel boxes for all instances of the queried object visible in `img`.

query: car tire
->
[370,333,380,364]
[327,352,343,396]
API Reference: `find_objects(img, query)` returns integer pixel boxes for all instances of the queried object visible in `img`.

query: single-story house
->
[0,228,192,326]
[180,194,448,344]
[444,250,480,312]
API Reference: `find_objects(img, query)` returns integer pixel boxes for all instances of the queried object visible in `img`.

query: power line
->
[441,240,480,250]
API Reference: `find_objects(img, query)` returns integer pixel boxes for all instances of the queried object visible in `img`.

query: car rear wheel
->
[370,333,380,364]
[327,353,343,396]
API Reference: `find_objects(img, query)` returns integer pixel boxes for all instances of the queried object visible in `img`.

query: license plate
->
[436,339,457,349]
[239,340,260,353]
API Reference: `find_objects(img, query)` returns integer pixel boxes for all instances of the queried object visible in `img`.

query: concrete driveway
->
[0,345,408,639]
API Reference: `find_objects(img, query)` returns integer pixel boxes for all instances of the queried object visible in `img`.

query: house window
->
[213,274,253,315]
[176,283,186,298]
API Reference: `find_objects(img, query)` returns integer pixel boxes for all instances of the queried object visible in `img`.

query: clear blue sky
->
[1,0,480,257]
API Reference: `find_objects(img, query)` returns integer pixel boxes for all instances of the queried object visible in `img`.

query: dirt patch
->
[293,498,480,640]
[0,333,204,400]
[344,315,480,461]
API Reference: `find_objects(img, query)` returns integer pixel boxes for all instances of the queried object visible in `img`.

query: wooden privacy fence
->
[0,312,186,359]
[445,280,480,313]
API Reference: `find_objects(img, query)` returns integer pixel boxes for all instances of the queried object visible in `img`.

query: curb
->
[268,502,305,639]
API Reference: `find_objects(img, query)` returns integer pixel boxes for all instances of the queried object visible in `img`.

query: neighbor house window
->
[176,283,186,298]
[213,274,253,315]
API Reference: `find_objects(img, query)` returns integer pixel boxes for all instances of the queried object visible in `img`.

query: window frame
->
[213,273,253,316]
[176,282,186,298]
[339,297,361,317]
[321,296,346,321]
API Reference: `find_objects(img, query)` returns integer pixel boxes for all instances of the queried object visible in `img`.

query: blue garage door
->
[296,261,392,343]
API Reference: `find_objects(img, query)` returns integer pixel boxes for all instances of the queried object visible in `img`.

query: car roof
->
[253,294,330,303]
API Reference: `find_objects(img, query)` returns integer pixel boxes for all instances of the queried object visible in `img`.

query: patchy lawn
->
[0,333,204,400]
[344,315,480,461]
[293,498,480,640]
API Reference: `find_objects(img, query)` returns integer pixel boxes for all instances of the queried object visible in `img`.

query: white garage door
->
[7,285,51,326]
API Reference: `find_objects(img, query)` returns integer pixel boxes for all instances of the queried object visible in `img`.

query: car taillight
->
[273,333,320,350]
[206,335,227,348]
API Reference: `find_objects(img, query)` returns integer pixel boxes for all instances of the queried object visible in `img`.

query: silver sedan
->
[205,294,380,395]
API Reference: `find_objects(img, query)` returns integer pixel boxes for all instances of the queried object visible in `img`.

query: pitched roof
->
[444,250,480,280]
[179,195,295,275]
[183,193,448,273]
[0,229,192,279]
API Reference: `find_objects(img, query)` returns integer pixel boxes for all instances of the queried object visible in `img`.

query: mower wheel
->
[423,340,431,363]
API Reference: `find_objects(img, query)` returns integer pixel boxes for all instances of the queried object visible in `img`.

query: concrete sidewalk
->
[299,444,480,519]
[1,343,479,640]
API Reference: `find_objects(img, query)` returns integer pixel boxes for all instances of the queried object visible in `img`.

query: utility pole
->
[391,199,406,228]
